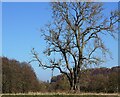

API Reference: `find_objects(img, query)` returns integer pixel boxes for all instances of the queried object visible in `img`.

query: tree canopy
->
[2,57,40,93]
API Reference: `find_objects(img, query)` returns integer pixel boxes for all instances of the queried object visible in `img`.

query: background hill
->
[51,66,120,93]
[1,57,120,93]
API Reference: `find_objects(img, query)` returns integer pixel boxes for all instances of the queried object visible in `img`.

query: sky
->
[0,3,1,54]
[2,2,119,81]
[1,0,120,2]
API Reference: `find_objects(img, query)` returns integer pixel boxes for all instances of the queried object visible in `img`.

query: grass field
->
[1,95,120,97]
[1,93,120,97]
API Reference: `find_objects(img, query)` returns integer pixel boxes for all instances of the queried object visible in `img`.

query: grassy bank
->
[1,93,120,97]
[1,95,120,97]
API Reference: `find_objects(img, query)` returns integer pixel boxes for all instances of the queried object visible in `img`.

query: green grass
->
[1,95,120,97]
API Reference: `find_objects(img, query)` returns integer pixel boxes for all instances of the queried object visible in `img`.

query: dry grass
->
[0,92,120,96]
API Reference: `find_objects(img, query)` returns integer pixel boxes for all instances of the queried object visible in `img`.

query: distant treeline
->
[1,57,120,93]
[2,57,41,93]
[51,66,120,93]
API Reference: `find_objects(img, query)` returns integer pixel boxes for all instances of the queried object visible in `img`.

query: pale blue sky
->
[2,2,118,81]
[1,0,120,2]
[0,2,2,56]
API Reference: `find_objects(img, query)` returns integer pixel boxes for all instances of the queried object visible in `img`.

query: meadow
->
[1,93,120,97]
[1,95,120,97]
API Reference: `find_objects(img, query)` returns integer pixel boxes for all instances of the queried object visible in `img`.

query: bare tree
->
[30,2,119,92]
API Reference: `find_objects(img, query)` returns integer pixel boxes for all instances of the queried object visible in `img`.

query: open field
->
[1,95,120,97]
[1,93,120,97]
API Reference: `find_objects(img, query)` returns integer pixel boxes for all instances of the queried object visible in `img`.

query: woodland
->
[2,57,120,93]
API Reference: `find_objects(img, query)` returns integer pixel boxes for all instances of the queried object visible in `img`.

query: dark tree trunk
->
[69,80,80,93]
[67,70,81,93]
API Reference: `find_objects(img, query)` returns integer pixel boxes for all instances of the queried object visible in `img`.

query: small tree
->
[31,2,119,92]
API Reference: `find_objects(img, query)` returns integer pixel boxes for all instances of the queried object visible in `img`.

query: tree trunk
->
[68,76,81,93]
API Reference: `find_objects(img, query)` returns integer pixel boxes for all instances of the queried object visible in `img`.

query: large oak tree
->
[31,2,119,92]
